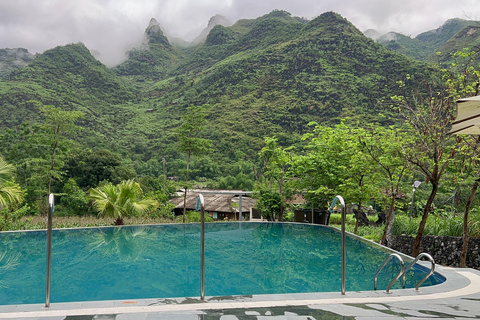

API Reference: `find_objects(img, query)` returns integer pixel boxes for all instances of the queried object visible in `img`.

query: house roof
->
[170,189,256,213]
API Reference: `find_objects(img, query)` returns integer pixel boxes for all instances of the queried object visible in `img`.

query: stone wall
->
[388,235,480,270]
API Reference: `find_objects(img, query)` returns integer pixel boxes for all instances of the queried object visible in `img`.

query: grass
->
[329,213,383,243]
[9,209,480,246]
[19,215,176,230]
[394,211,480,238]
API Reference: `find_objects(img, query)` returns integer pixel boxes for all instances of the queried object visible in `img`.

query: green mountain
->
[416,18,477,49]
[0,48,35,78]
[371,18,480,62]
[429,25,480,64]
[115,18,185,81]
[0,10,437,182]
[376,32,433,60]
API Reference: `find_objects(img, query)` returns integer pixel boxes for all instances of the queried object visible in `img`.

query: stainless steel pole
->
[45,194,53,307]
[239,195,243,221]
[200,204,205,300]
[341,204,346,295]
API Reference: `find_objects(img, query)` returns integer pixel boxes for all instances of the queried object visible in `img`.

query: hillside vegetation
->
[372,18,480,64]
[0,11,436,179]
[2,10,479,225]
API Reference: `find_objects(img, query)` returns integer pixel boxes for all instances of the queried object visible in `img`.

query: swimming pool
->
[0,222,444,305]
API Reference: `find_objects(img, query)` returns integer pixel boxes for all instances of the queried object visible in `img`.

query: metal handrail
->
[329,195,346,295]
[402,253,435,291]
[374,253,405,293]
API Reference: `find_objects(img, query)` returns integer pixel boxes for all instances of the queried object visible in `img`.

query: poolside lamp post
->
[329,195,346,295]
[196,194,206,300]
[409,181,421,221]
[45,193,54,308]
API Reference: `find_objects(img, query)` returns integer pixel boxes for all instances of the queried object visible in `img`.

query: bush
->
[174,210,215,223]
[394,212,480,238]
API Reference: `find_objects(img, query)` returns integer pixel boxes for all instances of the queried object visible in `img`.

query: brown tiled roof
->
[170,189,256,213]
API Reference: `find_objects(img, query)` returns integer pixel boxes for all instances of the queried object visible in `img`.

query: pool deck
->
[1,265,479,320]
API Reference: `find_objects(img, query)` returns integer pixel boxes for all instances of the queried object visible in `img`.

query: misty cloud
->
[0,0,479,66]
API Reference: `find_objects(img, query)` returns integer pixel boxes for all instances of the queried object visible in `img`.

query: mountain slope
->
[369,18,480,61]
[0,10,440,180]
[0,48,35,78]
[376,32,433,60]
[114,18,185,81]
[140,12,435,164]
[429,25,480,64]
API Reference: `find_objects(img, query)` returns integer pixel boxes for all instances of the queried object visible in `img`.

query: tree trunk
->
[412,183,438,257]
[381,195,396,245]
[354,201,362,235]
[460,179,479,267]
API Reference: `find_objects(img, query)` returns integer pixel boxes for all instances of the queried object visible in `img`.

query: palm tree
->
[0,157,23,211]
[88,180,158,225]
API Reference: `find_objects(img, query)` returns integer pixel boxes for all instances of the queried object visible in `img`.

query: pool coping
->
[0,265,478,319]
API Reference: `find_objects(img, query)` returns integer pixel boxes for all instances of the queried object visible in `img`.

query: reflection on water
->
[87,227,155,262]
[0,223,445,305]
[0,250,20,288]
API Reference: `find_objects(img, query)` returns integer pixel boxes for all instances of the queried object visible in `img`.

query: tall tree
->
[455,136,480,267]
[175,105,211,223]
[340,126,382,234]
[359,125,411,243]
[392,78,458,257]
[257,136,292,221]
[292,122,351,210]
[445,48,480,267]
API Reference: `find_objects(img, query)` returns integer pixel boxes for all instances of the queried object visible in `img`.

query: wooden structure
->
[170,189,258,221]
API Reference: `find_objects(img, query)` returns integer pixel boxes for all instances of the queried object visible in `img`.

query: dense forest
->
[1,9,480,256]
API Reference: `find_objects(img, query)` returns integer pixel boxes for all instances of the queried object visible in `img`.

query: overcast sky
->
[1,0,479,66]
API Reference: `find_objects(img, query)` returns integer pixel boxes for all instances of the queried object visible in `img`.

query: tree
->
[64,149,122,189]
[359,125,411,243]
[175,105,211,223]
[255,187,282,221]
[339,126,381,234]
[292,122,351,210]
[392,78,458,257]
[257,136,292,221]
[454,136,480,267]
[0,157,23,211]
[88,179,158,225]
[37,103,84,198]
[445,49,480,267]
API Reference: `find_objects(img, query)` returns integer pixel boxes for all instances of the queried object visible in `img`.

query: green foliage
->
[0,205,30,231]
[0,157,23,210]
[88,179,159,225]
[173,210,214,223]
[376,18,480,63]
[214,172,255,190]
[393,213,480,238]
[2,10,480,229]
[377,32,434,61]
[255,187,282,221]
[0,48,34,78]
[58,178,88,215]
[175,105,212,181]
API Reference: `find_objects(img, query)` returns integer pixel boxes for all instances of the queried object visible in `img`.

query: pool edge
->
[0,265,478,319]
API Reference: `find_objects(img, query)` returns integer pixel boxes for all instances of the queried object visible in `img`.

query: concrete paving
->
[1,266,479,320]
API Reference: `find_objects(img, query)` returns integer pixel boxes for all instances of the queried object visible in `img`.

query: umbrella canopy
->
[450,96,480,135]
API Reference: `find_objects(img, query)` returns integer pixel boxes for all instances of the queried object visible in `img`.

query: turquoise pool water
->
[0,222,444,305]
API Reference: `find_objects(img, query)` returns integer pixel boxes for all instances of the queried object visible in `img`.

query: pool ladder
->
[374,252,435,293]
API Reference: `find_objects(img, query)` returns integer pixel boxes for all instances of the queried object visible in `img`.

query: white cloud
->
[0,0,479,66]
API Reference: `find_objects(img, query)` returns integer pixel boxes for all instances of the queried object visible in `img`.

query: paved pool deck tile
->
[0,266,479,319]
